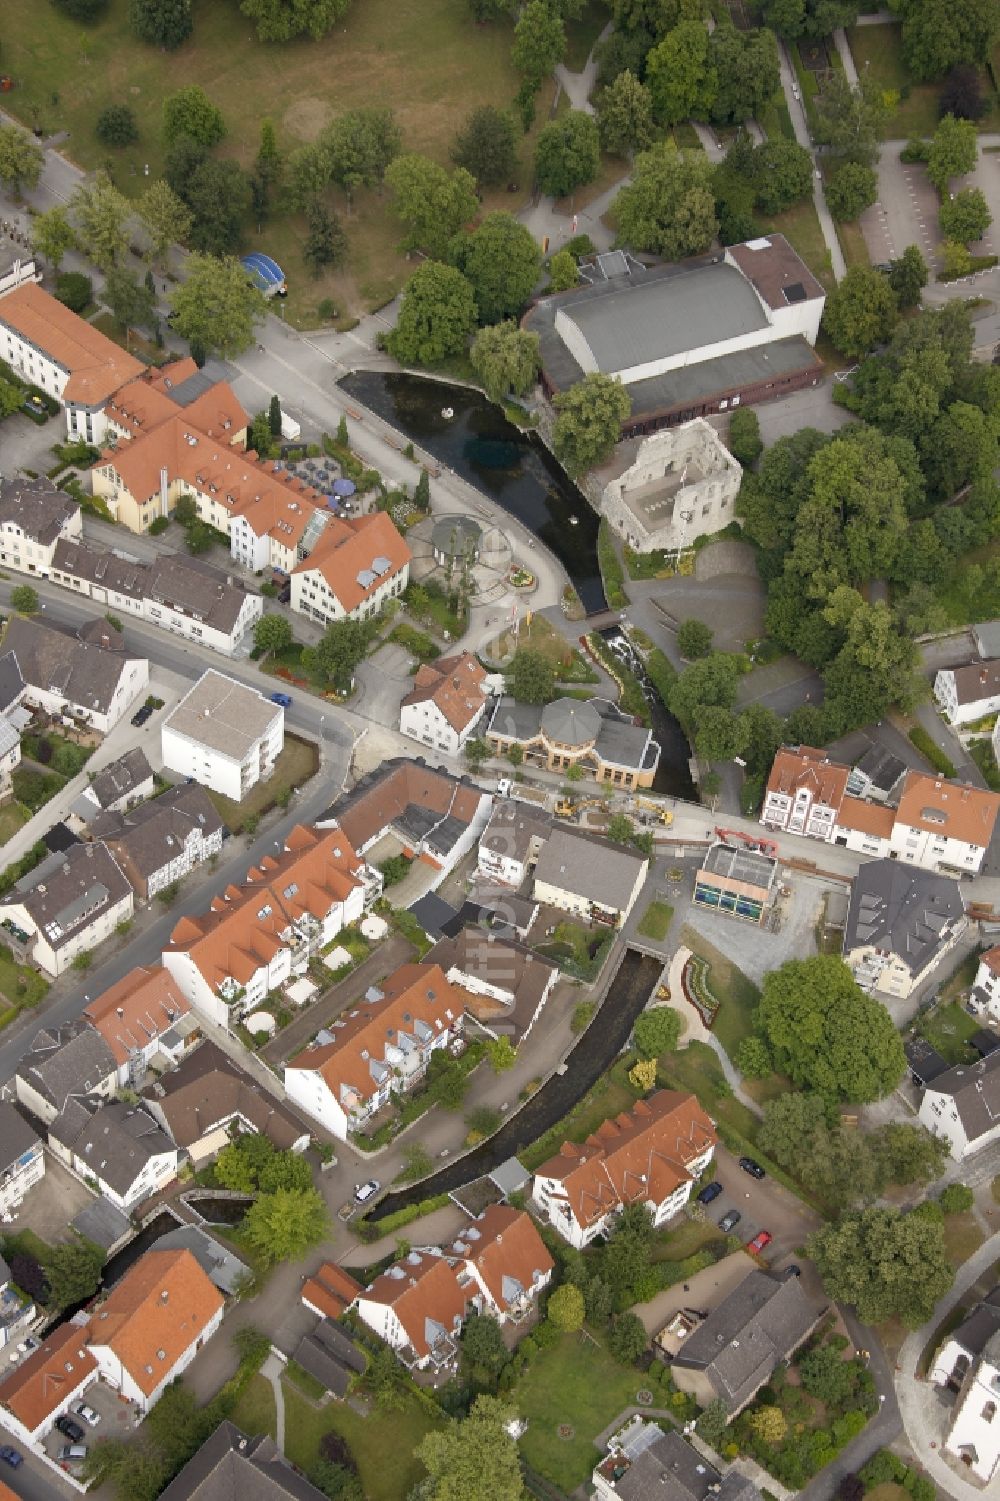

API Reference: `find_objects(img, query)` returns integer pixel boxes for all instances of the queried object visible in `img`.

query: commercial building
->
[843,860,966,1000]
[601,419,742,554]
[400,652,490,755]
[532,826,648,926]
[761,745,850,841]
[161,669,284,800]
[693,841,777,925]
[144,1040,310,1163]
[532,1090,716,1249]
[919,1052,1000,1160]
[48,1097,178,1210]
[0,614,148,735]
[0,475,82,576]
[0,842,134,977]
[935,661,1000,727]
[525,237,825,437]
[0,1104,44,1219]
[487,695,660,790]
[83,966,195,1089]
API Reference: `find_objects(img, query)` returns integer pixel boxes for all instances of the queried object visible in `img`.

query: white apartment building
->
[932,1296,1000,1484]
[935,660,1000,727]
[919,1053,1000,1160]
[843,861,966,1002]
[0,843,134,978]
[477,801,553,888]
[290,510,411,627]
[890,773,1000,875]
[971,947,1000,1022]
[0,615,148,737]
[0,475,82,576]
[0,1104,44,1219]
[160,670,284,801]
[399,653,489,755]
[48,1098,178,1211]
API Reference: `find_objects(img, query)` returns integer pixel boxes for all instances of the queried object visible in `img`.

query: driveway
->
[354,641,415,729]
[696,1146,823,1268]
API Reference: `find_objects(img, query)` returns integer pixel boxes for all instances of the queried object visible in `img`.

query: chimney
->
[116,1008,125,1019]
[160,465,169,522]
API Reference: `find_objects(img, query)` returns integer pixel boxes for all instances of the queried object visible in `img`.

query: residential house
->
[162,825,366,1026]
[890,773,1000,875]
[477,801,553,888]
[0,281,143,442]
[160,669,284,800]
[285,962,464,1140]
[157,1420,330,1501]
[760,745,849,840]
[0,1103,44,1218]
[290,510,411,625]
[93,782,225,901]
[0,842,134,977]
[448,1205,554,1323]
[0,1322,98,1444]
[400,652,489,755]
[15,1021,117,1126]
[72,747,154,828]
[486,696,660,790]
[0,717,19,801]
[321,759,492,887]
[428,927,559,1043]
[970,947,1000,1022]
[48,1096,178,1210]
[932,1289,1000,1483]
[0,615,148,735]
[353,1250,469,1374]
[845,743,906,804]
[935,661,1000,727]
[85,1247,224,1412]
[670,1269,823,1414]
[843,860,967,1000]
[144,1040,310,1164]
[532,1090,717,1249]
[593,1419,763,1501]
[532,826,648,927]
[50,539,262,657]
[291,1320,366,1400]
[0,475,81,577]
[301,1263,363,1322]
[919,1051,1000,1159]
[829,796,895,859]
[83,965,195,1089]
[0,1254,34,1354]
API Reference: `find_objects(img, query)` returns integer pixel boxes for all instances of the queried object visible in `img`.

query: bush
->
[938,1183,974,1214]
[149,515,169,535]
[96,104,139,147]
[727,408,762,466]
[597,518,628,610]
[571,1001,595,1033]
[55,272,93,314]
[908,726,956,778]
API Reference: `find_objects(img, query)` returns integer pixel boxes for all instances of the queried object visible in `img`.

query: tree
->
[398,1143,433,1182]
[750,1406,788,1445]
[243,1187,328,1265]
[826,162,878,221]
[182,158,251,256]
[608,1311,647,1364]
[813,72,889,168]
[601,1203,655,1306]
[534,112,601,201]
[507,648,555,704]
[646,21,717,125]
[214,1141,263,1193]
[939,1182,974,1214]
[268,394,283,437]
[549,250,579,291]
[462,1314,510,1378]
[53,0,108,17]
[512,0,567,88]
[612,143,718,259]
[553,372,631,475]
[0,125,44,197]
[96,105,139,148]
[822,266,898,358]
[55,271,93,314]
[138,179,192,265]
[70,172,130,269]
[426,1050,470,1111]
[43,1240,104,1308]
[459,214,541,325]
[254,614,293,653]
[386,262,478,367]
[10,586,40,615]
[634,1007,681,1058]
[240,0,350,41]
[807,1205,953,1325]
[737,1036,772,1078]
[696,1398,730,1450]
[677,618,714,659]
[320,109,401,201]
[695,703,750,761]
[413,469,431,510]
[888,244,928,308]
[711,24,780,124]
[471,321,540,401]
[452,106,517,187]
[668,652,743,726]
[488,1036,517,1073]
[596,70,655,157]
[386,155,478,259]
[749,137,813,213]
[303,618,375,690]
[927,113,978,190]
[894,0,1000,82]
[939,186,992,244]
[799,1344,859,1405]
[129,0,193,48]
[416,1396,525,1501]
[629,1058,658,1091]
[169,254,266,356]
[32,206,77,270]
[757,955,906,1102]
[104,268,155,335]
[163,86,226,148]
[727,408,762,467]
[939,64,988,121]
[547,1282,585,1331]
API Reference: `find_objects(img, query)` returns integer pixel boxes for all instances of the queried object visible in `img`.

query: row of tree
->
[53,0,354,47]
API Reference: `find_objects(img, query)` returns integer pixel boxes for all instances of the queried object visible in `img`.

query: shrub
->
[96,105,139,147]
[55,272,93,314]
[908,726,956,778]
[939,1182,974,1214]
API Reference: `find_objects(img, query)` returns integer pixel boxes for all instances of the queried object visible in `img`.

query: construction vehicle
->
[714,826,779,857]
[633,797,674,827]
[555,797,607,819]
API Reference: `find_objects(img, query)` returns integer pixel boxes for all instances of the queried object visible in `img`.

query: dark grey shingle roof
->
[533,826,647,912]
[845,859,965,976]
[158,1421,328,1501]
[926,1051,1000,1141]
[49,1097,174,1197]
[88,748,154,811]
[0,476,78,547]
[0,615,136,717]
[18,1023,117,1111]
[0,1102,41,1175]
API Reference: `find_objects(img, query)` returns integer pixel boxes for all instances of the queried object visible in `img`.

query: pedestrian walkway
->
[262,1352,287,1450]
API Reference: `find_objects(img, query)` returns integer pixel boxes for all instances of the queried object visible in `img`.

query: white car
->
[74,1404,100,1428]
[354,1180,381,1204]
[792,83,801,100]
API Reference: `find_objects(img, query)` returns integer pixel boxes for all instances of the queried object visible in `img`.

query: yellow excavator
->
[555,797,607,818]
[633,797,674,827]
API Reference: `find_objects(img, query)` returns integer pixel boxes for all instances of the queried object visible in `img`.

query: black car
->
[719,1209,742,1233]
[0,1446,22,1468]
[56,1416,85,1443]
[697,1181,723,1205]
[739,1156,765,1180]
[782,1264,802,1280]
[131,703,153,727]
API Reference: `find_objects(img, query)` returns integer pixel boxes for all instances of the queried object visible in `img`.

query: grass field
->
[637,900,673,941]
[282,1383,439,1501]
[758,196,836,291]
[0,804,29,845]
[836,215,871,271]
[515,1333,647,1490]
[519,1058,636,1171]
[227,1375,276,1440]
[916,999,980,1065]
[0,943,48,1011]
[679,925,759,1063]
[842,24,998,138]
[944,1210,985,1268]
[207,732,318,833]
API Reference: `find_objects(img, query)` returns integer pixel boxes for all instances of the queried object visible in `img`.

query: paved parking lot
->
[3,1158,97,1248]
[865,142,940,269]
[40,1379,141,1474]
[701,1146,823,1266]
[682,869,829,987]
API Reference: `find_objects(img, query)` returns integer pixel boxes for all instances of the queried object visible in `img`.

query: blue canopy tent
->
[241,252,287,298]
[333,478,356,496]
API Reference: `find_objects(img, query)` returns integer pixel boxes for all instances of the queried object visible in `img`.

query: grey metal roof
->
[431,514,483,554]
[844,859,965,975]
[851,743,906,796]
[18,1022,117,1111]
[974,622,1000,659]
[154,1224,248,1294]
[158,1421,328,1501]
[489,697,544,741]
[0,475,78,546]
[541,698,601,747]
[291,1319,365,1398]
[49,1096,174,1197]
[0,1102,40,1176]
[533,826,647,911]
[70,1197,132,1252]
[594,714,655,771]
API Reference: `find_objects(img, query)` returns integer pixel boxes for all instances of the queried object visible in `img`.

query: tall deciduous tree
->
[512,0,567,88]
[710,24,780,124]
[320,109,401,201]
[822,265,899,358]
[96,105,139,148]
[458,213,541,324]
[240,0,351,41]
[807,1205,953,1324]
[0,125,43,198]
[129,0,193,48]
[470,321,541,400]
[612,142,718,258]
[32,206,77,270]
[506,648,555,704]
[547,1283,585,1330]
[386,155,478,259]
[386,261,478,367]
[892,0,1000,82]
[243,1187,328,1265]
[646,21,717,124]
[138,179,193,263]
[43,1240,104,1309]
[163,86,226,148]
[183,159,252,256]
[825,161,878,221]
[888,244,928,307]
[303,200,347,274]
[452,106,518,187]
[416,1396,525,1501]
[70,172,131,269]
[595,70,655,156]
[104,268,155,334]
[553,373,631,475]
[926,112,978,189]
[750,137,813,213]
[285,145,331,212]
[812,71,889,168]
[168,253,268,356]
[939,186,992,244]
[533,111,601,200]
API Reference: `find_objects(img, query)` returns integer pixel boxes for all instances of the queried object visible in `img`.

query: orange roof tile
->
[402,652,487,733]
[835,797,895,840]
[895,772,1000,850]
[301,1262,363,1320]
[459,1206,553,1311]
[83,965,191,1067]
[87,1248,223,1397]
[333,762,484,856]
[765,746,849,809]
[286,962,463,1110]
[0,1323,97,1434]
[0,283,143,405]
[361,1252,467,1359]
[981,946,1000,978]
[294,510,412,613]
[536,1090,717,1231]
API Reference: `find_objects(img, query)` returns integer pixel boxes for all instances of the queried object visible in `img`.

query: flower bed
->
[681,954,720,1028]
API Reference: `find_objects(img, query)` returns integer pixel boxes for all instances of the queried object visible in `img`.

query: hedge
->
[358,1193,450,1239]
[597,518,629,610]
[908,726,956,778]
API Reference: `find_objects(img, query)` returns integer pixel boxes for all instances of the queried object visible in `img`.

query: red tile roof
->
[458,1206,553,1312]
[765,746,849,810]
[0,283,143,405]
[301,1261,363,1320]
[293,511,412,613]
[895,772,1000,850]
[360,1252,467,1360]
[0,1322,97,1435]
[834,796,894,839]
[83,965,191,1067]
[87,1248,223,1397]
[402,653,487,733]
[981,946,1000,978]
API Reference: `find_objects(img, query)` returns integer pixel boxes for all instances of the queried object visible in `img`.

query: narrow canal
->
[366,947,664,1222]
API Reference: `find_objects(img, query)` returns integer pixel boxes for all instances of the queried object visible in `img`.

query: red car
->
[747,1230,772,1253]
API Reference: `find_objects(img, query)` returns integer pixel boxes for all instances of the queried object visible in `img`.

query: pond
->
[339,371,606,614]
[180,1192,252,1226]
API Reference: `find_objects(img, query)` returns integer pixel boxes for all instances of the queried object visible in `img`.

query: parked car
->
[75,1402,100,1427]
[269,692,293,708]
[739,1156,765,1180]
[131,703,153,727]
[719,1209,742,1233]
[56,1416,85,1443]
[278,583,292,604]
[747,1230,773,1253]
[59,1445,87,1464]
[697,1181,723,1205]
[782,1264,802,1279]
[0,1446,23,1468]
[354,1179,380,1204]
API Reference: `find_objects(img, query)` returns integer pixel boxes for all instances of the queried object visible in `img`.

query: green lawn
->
[563,0,609,71]
[227,1374,276,1440]
[944,1211,985,1269]
[515,1333,650,1490]
[207,733,318,833]
[637,900,674,941]
[916,999,980,1065]
[0,945,48,1010]
[519,1058,636,1171]
[679,925,760,1063]
[657,1042,761,1144]
[282,1382,440,1501]
[971,737,1000,792]
[648,1217,723,1264]
[0,804,28,844]
[836,215,870,271]
[758,195,836,292]
[844,25,944,138]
